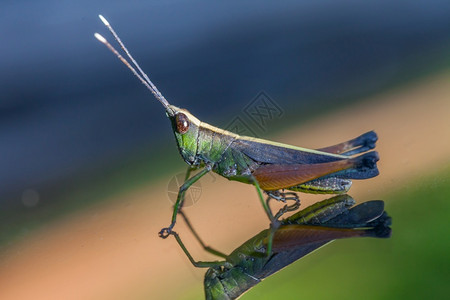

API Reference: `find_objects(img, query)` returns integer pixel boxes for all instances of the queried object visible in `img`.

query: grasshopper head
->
[166,105,200,165]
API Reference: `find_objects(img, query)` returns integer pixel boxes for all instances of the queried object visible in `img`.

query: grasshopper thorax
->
[204,267,260,299]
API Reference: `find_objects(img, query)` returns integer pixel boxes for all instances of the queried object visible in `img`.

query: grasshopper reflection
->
[171,195,391,300]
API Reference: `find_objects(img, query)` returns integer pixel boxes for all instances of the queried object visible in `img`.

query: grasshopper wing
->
[233,137,345,165]
[318,131,378,156]
[233,130,378,165]
[270,225,376,252]
[324,200,386,227]
[252,151,379,190]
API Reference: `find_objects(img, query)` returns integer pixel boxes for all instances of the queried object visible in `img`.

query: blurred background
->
[1,1,449,299]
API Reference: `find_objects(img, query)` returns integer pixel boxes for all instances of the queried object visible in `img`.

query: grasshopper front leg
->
[159,165,212,238]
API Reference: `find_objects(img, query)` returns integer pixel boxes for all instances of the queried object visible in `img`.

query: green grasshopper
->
[172,195,391,300]
[94,15,380,245]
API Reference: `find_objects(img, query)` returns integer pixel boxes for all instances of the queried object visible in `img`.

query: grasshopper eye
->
[175,113,189,134]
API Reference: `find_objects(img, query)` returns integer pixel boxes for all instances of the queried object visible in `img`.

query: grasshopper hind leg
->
[289,177,352,194]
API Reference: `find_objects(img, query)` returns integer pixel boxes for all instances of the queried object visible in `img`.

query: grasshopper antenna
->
[95,15,171,110]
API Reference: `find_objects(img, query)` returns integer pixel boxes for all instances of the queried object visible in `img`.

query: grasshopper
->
[172,195,392,300]
[94,15,380,246]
